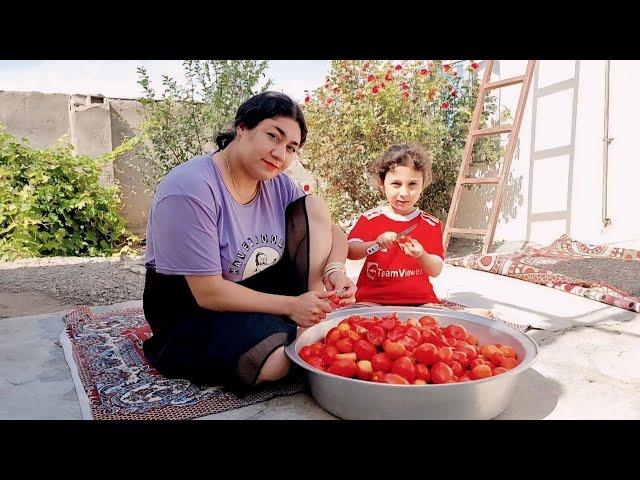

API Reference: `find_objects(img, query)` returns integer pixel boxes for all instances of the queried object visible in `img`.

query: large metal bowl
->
[285,306,539,420]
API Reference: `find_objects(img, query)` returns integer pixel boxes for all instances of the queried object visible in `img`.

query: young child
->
[348,144,444,306]
[347,144,494,318]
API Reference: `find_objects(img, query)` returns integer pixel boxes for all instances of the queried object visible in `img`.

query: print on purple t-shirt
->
[145,153,305,282]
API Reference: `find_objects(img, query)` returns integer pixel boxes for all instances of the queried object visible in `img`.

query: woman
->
[142,91,356,388]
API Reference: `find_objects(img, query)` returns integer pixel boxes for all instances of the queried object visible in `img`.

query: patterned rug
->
[60,306,307,420]
[447,234,640,313]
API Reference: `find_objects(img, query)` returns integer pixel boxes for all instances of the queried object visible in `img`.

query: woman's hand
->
[289,291,334,327]
[399,237,426,260]
[375,231,398,251]
[323,270,357,307]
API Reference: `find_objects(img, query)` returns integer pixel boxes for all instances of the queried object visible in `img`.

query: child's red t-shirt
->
[348,205,443,305]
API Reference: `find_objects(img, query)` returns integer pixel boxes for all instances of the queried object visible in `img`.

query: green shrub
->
[0,126,138,260]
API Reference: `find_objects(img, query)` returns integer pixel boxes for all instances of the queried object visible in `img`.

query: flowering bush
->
[301,60,503,224]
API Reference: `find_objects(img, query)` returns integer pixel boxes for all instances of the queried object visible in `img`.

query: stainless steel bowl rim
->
[285,306,539,389]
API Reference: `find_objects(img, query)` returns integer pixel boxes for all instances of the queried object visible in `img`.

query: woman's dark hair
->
[373,144,433,185]
[215,91,308,150]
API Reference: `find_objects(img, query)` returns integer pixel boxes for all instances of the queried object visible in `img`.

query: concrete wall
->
[454,60,640,247]
[0,91,69,148]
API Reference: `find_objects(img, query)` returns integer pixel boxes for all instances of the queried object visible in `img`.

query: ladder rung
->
[472,125,513,137]
[447,228,487,236]
[484,76,525,91]
[461,177,500,185]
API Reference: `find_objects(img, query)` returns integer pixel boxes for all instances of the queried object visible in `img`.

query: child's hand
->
[399,237,426,259]
[375,231,398,250]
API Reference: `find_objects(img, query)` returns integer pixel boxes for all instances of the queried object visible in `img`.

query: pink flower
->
[327,97,334,105]
[443,64,451,72]
[419,68,429,75]
[367,74,376,82]
[470,62,479,70]
[304,95,310,103]
[333,87,341,94]
[394,64,402,71]
[372,85,379,94]
[385,71,393,81]
[302,183,311,193]
[441,101,450,109]
[380,82,386,88]
[450,89,457,97]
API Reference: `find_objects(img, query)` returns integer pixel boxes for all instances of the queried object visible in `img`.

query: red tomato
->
[370,371,386,383]
[469,358,486,369]
[492,367,508,376]
[452,350,469,368]
[465,333,478,346]
[415,363,431,382]
[380,316,397,331]
[419,315,438,327]
[458,375,471,382]
[306,356,324,370]
[329,359,357,378]
[458,344,477,361]
[412,379,427,385]
[481,344,500,358]
[450,360,463,377]
[309,342,324,357]
[299,346,313,361]
[383,339,406,359]
[356,360,373,380]
[366,325,386,346]
[499,346,517,359]
[346,330,361,342]
[491,351,505,367]
[384,373,410,385]
[438,346,454,364]
[388,325,408,342]
[406,326,422,343]
[414,343,439,366]
[470,364,492,380]
[407,318,421,328]
[397,336,418,352]
[353,339,376,361]
[421,328,447,346]
[325,328,342,346]
[430,362,454,384]
[322,345,339,367]
[444,323,468,341]
[500,357,518,370]
[335,337,354,353]
[370,352,393,372]
[391,356,416,382]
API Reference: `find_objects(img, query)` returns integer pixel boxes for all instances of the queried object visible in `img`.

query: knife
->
[366,223,417,255]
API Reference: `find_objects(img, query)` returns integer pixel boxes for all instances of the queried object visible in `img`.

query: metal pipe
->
[602,60,612,227]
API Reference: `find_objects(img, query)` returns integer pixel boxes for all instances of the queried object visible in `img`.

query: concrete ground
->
[1,261,639,420]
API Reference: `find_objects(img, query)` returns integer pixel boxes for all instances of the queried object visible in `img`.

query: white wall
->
[457,60,640,247]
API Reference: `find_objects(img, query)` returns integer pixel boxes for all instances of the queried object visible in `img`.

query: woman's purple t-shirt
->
[145,153,305,282]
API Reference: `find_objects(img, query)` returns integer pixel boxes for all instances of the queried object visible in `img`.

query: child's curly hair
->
[373,144,432,186]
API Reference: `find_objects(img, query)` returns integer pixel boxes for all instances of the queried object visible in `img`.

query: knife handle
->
[367,243,380,255]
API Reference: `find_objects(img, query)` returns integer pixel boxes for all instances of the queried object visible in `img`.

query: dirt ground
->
[0,290,78,318]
